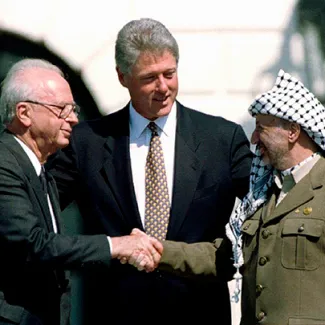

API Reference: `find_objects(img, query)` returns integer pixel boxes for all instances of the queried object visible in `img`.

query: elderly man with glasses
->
[0,58,162,325]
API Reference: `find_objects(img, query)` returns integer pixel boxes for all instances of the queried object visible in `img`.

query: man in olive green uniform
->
[131,69,325,325]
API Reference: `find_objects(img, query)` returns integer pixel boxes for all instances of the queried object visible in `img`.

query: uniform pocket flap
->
[241,220,260,236]
[282,218,324,237]
[289,317,325,324]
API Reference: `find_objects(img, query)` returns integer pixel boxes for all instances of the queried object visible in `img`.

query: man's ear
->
[288,122,300,143]
[16,102,32,127]
[116,67,128,88]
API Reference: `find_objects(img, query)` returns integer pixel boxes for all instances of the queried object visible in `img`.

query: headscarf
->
[226,69,325,302]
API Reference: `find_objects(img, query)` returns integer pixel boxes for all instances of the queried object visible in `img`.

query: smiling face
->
[15,68,78,160]
[31,70,78,151]
[251,114,291,169]
[117,50,178,120]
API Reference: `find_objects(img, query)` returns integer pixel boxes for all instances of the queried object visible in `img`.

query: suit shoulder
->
[0,141,11,159]
[184,106,243,132]
[72,108,126,136]
[72,115,109,133]
[0,141,22,171]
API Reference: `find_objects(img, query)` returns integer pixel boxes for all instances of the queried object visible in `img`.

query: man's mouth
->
[61,129,71,136]
[154,95,168,102]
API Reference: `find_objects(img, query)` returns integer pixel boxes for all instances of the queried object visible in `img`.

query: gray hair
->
[0,58,64,126]
[115,18,179,75]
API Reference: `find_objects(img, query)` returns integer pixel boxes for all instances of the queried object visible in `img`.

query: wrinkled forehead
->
[255,113,280,126]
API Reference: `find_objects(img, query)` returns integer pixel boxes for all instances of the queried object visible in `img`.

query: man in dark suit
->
[47,18,252,325]
[0,58,162,325]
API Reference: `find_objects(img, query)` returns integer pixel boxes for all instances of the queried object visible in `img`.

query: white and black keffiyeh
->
[226,69,325,302]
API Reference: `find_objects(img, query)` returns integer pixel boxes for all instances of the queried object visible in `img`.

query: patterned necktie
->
[145,122,170,240]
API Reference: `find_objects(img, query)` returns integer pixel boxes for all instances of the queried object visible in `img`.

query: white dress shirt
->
[129,102,177,226]
[14,136,58,233]
[274,153,321,206]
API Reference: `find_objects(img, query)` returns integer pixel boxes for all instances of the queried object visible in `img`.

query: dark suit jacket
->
[48,102,252,325]
[0,130,111,325]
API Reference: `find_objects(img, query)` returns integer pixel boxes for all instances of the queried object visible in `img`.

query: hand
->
[111,229,163,272]
[127,251,155,272]
[127,229,163,272]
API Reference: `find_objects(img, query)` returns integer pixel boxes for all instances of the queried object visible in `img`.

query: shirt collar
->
[274,153,321,189]
[129,101,177,138]
[14,136,42,176]
[291,153,321,184]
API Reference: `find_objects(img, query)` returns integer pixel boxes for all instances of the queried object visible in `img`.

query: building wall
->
[3,0,322,136]
[1,0,324,324]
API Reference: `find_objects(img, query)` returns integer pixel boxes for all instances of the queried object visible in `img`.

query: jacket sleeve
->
[0,152,111,271]
[46,140,79,210]
[159,237,235,281]
[230,124,253,200]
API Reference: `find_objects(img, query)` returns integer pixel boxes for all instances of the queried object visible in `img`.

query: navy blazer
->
[48,102,252,325]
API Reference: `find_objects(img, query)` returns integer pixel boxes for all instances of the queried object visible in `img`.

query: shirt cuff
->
[107,236,112,255]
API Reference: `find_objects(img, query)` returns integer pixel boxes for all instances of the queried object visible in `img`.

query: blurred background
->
[1,0,325,324]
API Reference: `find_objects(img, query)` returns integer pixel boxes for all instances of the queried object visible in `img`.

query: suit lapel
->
[0,130,55,232]
[261,188,279,222]
[168,103,202,238]
[101,107,143,229]
[264,157,325,225]
[47,174,62,233]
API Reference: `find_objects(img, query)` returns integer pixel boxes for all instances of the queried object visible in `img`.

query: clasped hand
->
[111,228,163,272]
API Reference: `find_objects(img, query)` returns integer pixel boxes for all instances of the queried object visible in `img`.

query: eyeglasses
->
[23,100,80,119]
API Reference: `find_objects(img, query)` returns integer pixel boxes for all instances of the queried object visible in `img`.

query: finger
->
[151,250,161,265]
[144,239,159,256]
[120,256,128,264]
[135,253,148,271]
[150,238,164,255]
[143,258,155,272]
[136,252,145,264]
[128,253,138,266]
[131,228,144,236]
[137,254,154,272]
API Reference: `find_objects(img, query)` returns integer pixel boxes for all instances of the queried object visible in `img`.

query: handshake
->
[111,228,163,272]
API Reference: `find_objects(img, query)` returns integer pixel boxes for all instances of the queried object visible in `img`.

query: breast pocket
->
[241,219,260,264]
[281,218,324,270]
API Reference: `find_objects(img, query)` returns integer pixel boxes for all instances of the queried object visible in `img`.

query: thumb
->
[131,228,143,235]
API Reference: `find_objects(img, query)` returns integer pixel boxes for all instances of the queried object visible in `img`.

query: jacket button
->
[261,229,270,239]
[256,284,264,295]
[259,256,268,266]
[257,311,266,321]
[298,225,304,232]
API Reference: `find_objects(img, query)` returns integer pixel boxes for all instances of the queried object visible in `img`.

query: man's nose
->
[66,111,79,126]
[156,76,168,92]
[251,129,259,145]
